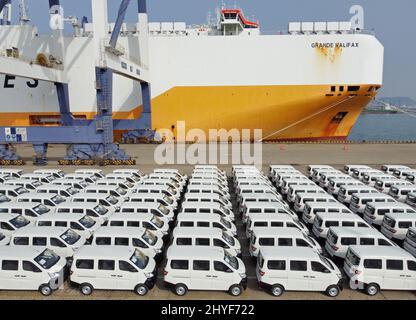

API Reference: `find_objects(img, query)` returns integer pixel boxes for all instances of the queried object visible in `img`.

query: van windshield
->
[224,250,238,270]
[408,194,416,203]
[106,195,119,205]
[220,217,232,229]
[94,205,108,216]
[408,230,416,242]
[142,230,157,245]
[163,196,173,205]
[384,216,396,228]
[16,187,29,195]
[79,216,96,228]
[346,249,360,266]
[151,215,164,228]
[116,187,127,196]
[158,205,169,215]
[35,249,60,270]
[34,204,50,215]
[67,187,79,195]
[222,231,235,246]
[168,187,176,195]
[130,249,149,269]
[0,195,11,203]
[320,255,335,270]
[60,229,81,245]
[32,181,42,187]
[52,195,66,204]
[0,233,5,241]
[10,215,30,228]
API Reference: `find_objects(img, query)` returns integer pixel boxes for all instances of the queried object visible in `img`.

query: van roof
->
[366,202,414,209]
[392,185,416,191]
[120,203,163,209]
[345,165,371,169]
[252,227,303,237]
[181,202,223,209]
[72,193,113,200]
[0,185,23,190]
[17,192,61,199]
[0,213,21,221]
[114,169,141,173]
[242,194,279,200]
[37,185,72,191]
[167,245,224,259]
[33,169,64,173]
[0,246,42,259]
[0,169,24,173]
[12,226,68,237]
[73,246,136,259]
[176,213,223,222]
[290,185,324,191]
[93,227,145,237]
[329,227,387,238]
[315,212,362,220]
[184,193,222,200]
[55,203,99,209]
[75,169,103,173]
[352,193,392,199]
[136,185,172,191]
[244,202,287,209]
[349,246,413,259]
[304,202,349,209]
[173,227,223,237]
[108,213,154,221]
[247,213,294,221]
[296,192,334,198]
[21,173,52,178]
[260,247,319,259]
[341,185,377,191]
[382,165,409,169]
[37,213,86,220]
[385,212,416,220]
[0,202,43,209]
[52,178,84,183]
[85,185,120,191]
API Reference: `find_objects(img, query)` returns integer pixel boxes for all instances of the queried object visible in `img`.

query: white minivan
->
[71,246,156,296]
[389,185,416,202]
[293,193,337,213]
[327,178,361,196]
[176,213,237,236]
[54,203,113,224]
[0,214,32,236]
[183,193,232,210]
[0,247,67,296]
[180,202,234,222]
[249,228,321,257]
[0,202,51,223]
[337,185,377,204]
[119,202,174,221]
[344,246,416,296]
[242,202,297,224]
[374,178,411,193]
[404,227,416,257]
[164,246,247,296]
[17,192,67,207]
[325,227,395,259]
[381,213,416,241]
[257,247,342,297]
[0,185,30,198]
[71,193,123,211]
[363,202,416,227]
[36,185,79,198]
[349,193,396,215]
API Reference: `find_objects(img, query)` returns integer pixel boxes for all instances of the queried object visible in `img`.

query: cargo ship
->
[0,4,384,142]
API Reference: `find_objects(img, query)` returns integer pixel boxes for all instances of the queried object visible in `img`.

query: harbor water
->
[348,113,416,141]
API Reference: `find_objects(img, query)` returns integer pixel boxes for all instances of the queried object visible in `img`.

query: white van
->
[96,178,136,191]
[17,192,67,207]
[181,202,234,222]
[287,185,326,204]
[363,202,416,227]
[352,168,382,180]
[36,185,79,198]
[0,213,32,236]
[302,202,352,225]
[318,172,349,189]
[189,180,229,193]
[54,203,113,224]
[192,174,227,186]
[307,165,334,178]
[0,169,24,178]
[91,227,163,260]
[107,213,169,237]
[4,179,42,190]
[344,246,416,296]
[52,178,88,190]
[127,193,177,209]
[325,227,395,259]
[106,173,141,184]
[327,179,363,196]
[257,247,342,297]
[349,193,395,215]
[74,169,104,179]
[273,172,305,188]
[147,174,185,189]
[114,168,146,179]
[135,185,180,200]
[344,165,371,175]
[406,192,416,208]
[389,185,416,202]
[186,185,230,199]
[237,186,280,204]
[0,202,51,222]
[294,193,336,213]
[406,174,416,184]
[0,185,30,198]
[374,178,412,193]
[239,194,287,213]
[0,247,67,296]
[243,201,297,223]
[119,202,174,221]
[71,246,156,296]
[172,227,241,256]
[393,168,416,180]
[381,213,416,241]
[281,178,315,195]
[21,173,56,184]
[183,193,231,210]
[176,213,237,236]
[235,180,273,195]
[71,193,122,211]
[311,168,340,183]
[362,173,393,187]
[33,169,65,178]
[312,212,370,240]
[381,165,410,174]
[152,168,187,180]
[65,173,97,183]
[249,228,321,257]
[337,185,376,204]
[36,213,100,239]
[10,226,86,258]
[164,246,246,296]
[84,185,130,200]
[246,213,309,238]
[404,227,416,257]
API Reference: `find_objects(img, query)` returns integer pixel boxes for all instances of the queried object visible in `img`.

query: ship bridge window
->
[331,112,348,124]
[348,86,360,92]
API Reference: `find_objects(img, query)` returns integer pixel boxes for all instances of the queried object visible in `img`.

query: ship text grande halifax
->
[0,7,384,142]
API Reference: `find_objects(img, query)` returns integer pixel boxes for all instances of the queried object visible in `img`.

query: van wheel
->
[326,285,340,297]
[174,284,188,296]
[80,283,94,296]
[229,284,243,296]
[366,283,379,296]
[134,284,149,296]
[39,284,53,296]
[271,284,284,297]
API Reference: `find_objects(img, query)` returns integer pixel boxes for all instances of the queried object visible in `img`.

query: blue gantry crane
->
[0,0,153,165]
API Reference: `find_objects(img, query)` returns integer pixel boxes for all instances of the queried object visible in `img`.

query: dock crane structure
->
[0,0,152,165]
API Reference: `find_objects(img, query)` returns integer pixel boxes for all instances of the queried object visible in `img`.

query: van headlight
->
[145,273,154,278]
[239,273,247,278]
[49,272,61,279]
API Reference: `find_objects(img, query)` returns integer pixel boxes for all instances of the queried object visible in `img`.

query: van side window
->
[259,238,274,246]
[171,260,189,270]
[378,239,391,246]
[115,238,129,246]
[180,222,194,227]
[360,238,375,245]
[110,221,124,227]
[127,221,141,228]
[341,238,357,246]
[51,238,66,247]
[386,260,403,270]
[23,261,41,273]
[2,260,18,271]
[364,259,382,269]
[96,237,111,245]
[33,237,47,246]
[399,221,412,229]
[408,261,416,271]
[212,222,224,229]
[200,209,210,213]
[25,210,37,217]
[70,222,84,231]
[290,260,307,271]
[311,261,329,273]
[14,237,29,245]
[76,259,94,269]
[132,238,147,248]
[342,221,354,227]
[196,238,210,246]
[357,222,369,228]
[193,260,210,271]
[119,261,138,273]
[296,239,310,247]
[37,221,52,227]
[1,222,14,230]
[213,239,229,249]
[122,209,135,213]
[214,261,232,273]
[177,238,192,246]
[267,260,286,270]
[325,221,338,227]
[55,221,67,227]
[278,238,293,246]
[254,222,268,227]
[271,222,284,227]
[98,260,115,271]
[264,209,275,213]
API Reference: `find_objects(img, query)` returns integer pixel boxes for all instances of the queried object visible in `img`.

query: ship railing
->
[260,29,376,36]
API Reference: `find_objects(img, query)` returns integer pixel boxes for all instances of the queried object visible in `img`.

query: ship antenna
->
[18,0,30,24]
